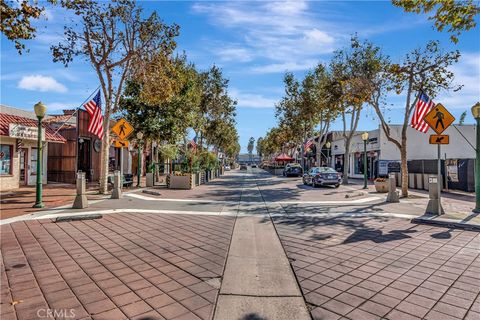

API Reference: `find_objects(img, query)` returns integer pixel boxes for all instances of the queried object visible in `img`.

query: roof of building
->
[0,113,67,143]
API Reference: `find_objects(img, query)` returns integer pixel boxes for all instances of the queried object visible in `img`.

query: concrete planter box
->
[374,180,389,193]
[168,174,193,189]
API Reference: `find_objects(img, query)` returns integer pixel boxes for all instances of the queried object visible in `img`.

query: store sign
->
[9,124,45,141]
[378,160,388,176]
[378,160,401,176]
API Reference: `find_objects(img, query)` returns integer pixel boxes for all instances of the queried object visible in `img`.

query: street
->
[1,168,479,320]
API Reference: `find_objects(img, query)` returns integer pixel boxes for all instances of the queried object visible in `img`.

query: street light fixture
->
[472,102,480,213]
[33,102,46,208]
[136,132,143,187]
[325,141,331,167]
[361,132,369,189]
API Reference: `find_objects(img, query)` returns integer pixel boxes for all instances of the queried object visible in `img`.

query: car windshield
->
[318,167,337,173]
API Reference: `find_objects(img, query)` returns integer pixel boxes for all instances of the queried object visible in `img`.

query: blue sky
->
[1,1,479,153]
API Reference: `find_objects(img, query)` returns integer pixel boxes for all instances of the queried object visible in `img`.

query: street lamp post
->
[33,102,47,208]
[472,102,480,213]
[361,132,369,189]
[136,132,143,187]
[325,141,331,167]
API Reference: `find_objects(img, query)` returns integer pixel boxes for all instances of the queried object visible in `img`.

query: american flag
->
[84,90,104,139]
[411,92,435,133]
[304,139,313,151]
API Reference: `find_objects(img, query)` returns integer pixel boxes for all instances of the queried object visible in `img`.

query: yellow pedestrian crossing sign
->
[423,103,455,135]
[112,118,134,140]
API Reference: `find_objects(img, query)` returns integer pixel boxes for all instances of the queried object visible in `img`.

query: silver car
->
[303,167,341,188]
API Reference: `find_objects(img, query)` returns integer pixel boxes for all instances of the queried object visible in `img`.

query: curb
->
[411,216,480,231]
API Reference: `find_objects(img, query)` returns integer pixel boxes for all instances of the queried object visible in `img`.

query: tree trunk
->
[342,139,350,185]
[400,138,408,197]
[99,106,111,194]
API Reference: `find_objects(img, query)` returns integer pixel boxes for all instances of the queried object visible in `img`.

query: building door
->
[77,138,91,180]
[19,148,28,185]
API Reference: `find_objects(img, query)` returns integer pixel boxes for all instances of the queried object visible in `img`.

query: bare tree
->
[331,37,383,184]
[52,0,178,193]
[370,40,460,197]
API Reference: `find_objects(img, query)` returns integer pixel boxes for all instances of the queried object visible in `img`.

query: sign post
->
[424,103,455,215]
[112,118,134,189]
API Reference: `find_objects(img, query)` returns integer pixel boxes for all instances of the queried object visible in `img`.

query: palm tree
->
[247,137,255,164]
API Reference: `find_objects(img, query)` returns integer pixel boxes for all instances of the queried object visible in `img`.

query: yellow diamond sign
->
[111,118,134,140]
[423,103,455,135]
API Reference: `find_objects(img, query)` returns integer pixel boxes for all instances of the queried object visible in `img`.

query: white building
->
[330,124,476,183]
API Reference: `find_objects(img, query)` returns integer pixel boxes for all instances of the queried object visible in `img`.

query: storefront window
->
[0,145,13,175]
[354,153,364,175]
[31,147,38,174]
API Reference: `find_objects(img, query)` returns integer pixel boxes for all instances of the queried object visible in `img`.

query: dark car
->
[303,167,341,188]
[240,164,248,170]
[283,163,303,177]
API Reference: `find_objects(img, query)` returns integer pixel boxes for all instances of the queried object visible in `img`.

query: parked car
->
[224,165,231,171]
[251,163,257,168]
[303,167,341,188]
[240,164,248,170]
[283,163,303,177]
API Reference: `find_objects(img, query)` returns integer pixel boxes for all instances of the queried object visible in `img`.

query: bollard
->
[386,173,400,203]
[146,172,154,187]
[111,170,122,199]
[72,172,88,209]
[425,175,444,215]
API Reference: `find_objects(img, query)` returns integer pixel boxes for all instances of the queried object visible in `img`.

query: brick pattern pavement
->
[1,213,235,320]
[273,215,480,320]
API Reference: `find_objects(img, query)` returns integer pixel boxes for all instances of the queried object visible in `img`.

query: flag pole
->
[50,85,101,137]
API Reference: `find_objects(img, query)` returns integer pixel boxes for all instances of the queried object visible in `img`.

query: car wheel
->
[334,184,340,188]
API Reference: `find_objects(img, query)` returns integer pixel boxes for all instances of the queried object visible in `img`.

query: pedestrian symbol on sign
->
[433,108,445,131]
[423,103,455,135]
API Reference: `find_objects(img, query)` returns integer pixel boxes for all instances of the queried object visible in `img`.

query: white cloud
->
[18,75,68,93]
[249,60,318,73]
[436,52,480,109]
[230,89,278,108]
[216,47,253,62]
[192,1,338,66]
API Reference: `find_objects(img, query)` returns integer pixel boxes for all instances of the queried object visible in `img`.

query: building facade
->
[0,105,66,191]
[47,109,131,184]
[329,124,476,191]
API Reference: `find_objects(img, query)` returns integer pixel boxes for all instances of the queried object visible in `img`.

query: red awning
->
[0,113,66,143]
[275,153,294,161]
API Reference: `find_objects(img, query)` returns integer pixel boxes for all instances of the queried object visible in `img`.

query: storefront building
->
[329,124,476,191]
[47,109,130,184]
[0,106,66,191]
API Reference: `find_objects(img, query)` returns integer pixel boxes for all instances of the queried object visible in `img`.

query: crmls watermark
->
[37,308,76,319]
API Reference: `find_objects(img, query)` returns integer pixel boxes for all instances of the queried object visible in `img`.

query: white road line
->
[126,193,236,204]
[276,196,382,205]
[27,208,238,221]
[269,211,417,220]
[127,192,382,205]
